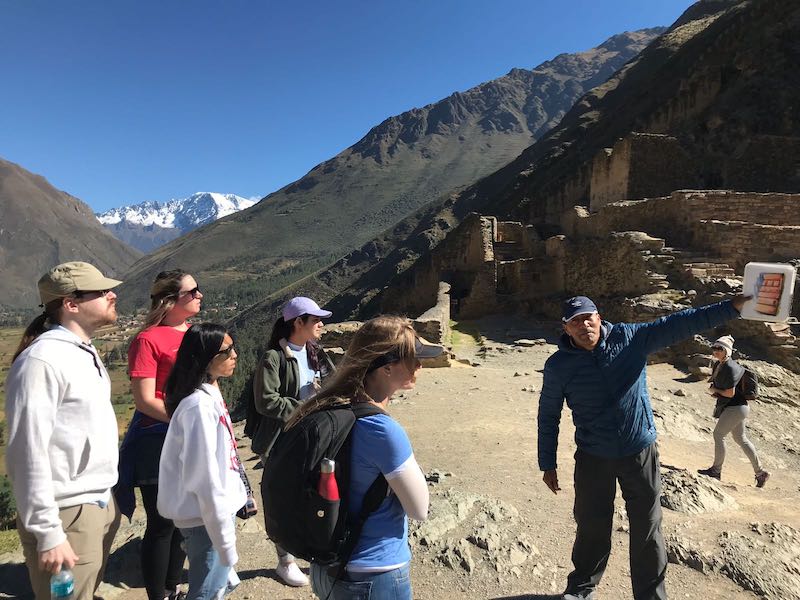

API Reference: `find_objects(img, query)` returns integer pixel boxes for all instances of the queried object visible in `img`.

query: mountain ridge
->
[97,192,255,252]
[117,28,663,310]
[0,157,142,309]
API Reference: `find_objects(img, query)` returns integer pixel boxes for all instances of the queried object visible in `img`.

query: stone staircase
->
[624,234,800,372]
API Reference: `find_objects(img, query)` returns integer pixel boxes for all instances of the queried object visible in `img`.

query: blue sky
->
[1,1,693,212]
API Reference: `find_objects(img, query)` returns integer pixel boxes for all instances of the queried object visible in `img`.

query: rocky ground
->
[2,315,799,600]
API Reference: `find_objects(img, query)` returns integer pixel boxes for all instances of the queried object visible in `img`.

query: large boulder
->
[660,468,737,514]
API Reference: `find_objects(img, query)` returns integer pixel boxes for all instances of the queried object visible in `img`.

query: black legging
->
[140,484,186,600]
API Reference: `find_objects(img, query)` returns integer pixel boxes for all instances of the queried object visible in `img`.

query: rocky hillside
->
[116,28,662,310]
[5,319,798,599]
[97,192,255,253]
[0,157,141,309]
[319,0,800,320]
[220,0,800,409]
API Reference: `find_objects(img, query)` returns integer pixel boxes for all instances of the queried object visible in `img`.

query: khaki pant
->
[18,496,121,600]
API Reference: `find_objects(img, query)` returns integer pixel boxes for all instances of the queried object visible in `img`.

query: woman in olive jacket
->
[249,297,334,587]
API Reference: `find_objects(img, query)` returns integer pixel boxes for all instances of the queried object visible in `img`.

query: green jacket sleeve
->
[254,350,300,422]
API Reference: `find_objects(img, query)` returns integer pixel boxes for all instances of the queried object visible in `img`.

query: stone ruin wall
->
[543,234,653,300]
[588,130,800,214]
[563,189,800,328]
[589,134,696,212]
[525,162,592,228]
[380,214,497,319]
[588,144,629,213]
[693,221,800,271]
[569,191,800,250]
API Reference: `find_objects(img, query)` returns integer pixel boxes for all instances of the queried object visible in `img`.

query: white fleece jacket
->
[157,383,246,567]
[5,326,119,552]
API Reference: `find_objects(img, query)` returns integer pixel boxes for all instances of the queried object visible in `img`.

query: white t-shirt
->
[287,341,320,400]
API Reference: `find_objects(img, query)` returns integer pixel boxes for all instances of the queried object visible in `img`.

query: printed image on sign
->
[740,262,797,322]
[754,272,784,316]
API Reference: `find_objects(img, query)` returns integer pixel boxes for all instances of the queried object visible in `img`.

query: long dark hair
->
[13,299,64,362]
[267,315,310,350]
[164,323,227,417]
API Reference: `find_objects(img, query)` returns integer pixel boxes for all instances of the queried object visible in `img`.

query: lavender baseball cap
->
[282,296,332,321]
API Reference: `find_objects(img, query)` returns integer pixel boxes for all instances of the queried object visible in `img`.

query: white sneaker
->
[276,561,309,587]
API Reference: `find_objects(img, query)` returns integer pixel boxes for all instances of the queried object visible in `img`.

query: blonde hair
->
[285,315,417,429]
[136,270,190,333]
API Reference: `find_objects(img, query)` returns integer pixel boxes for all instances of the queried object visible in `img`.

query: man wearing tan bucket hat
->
[5,262,123,599]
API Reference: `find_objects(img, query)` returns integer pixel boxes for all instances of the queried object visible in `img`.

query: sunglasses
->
[711,346,724,351]
[178,286,202,299]
[215,343,236,358]
[73,289,113,300]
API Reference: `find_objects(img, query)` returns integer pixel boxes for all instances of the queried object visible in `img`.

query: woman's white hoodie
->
[157,383,246,567]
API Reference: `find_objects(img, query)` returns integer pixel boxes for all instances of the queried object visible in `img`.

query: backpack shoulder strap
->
[333,401,391,566]
[351,402,387,419]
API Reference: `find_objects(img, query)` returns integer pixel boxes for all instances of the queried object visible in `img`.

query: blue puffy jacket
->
[537,300,739,471]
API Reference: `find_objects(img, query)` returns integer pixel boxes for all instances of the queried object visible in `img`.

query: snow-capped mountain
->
[96,192,257,253]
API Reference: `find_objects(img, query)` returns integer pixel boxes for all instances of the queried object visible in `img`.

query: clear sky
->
[1,1,694,212]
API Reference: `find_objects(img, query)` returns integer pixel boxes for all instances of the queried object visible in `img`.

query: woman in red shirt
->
[117,270,203,600]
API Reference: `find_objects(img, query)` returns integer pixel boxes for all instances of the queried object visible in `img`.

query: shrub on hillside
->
[0,475,16,529]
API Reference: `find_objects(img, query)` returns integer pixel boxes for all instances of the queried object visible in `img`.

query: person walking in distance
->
[538,294,747,600]
[116,270,203,600]
[697,335,770,487]
[5,262,123,599]
[248,296,335,587]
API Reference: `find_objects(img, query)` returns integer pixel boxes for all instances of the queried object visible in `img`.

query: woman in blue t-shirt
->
[287,315,443,599]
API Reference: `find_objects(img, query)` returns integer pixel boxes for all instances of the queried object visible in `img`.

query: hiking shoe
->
[697,466,721,480]
[755,470,770,488]
[563,592,597,600]
[276,560,309,587]
[166,588,186,600]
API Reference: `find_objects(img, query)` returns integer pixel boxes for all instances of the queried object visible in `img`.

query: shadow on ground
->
[0,562,33,599]
[237,567,290,584]
[492,595,562,600]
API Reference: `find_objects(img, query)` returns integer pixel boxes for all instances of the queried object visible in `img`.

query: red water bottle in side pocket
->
[318,458,340,501]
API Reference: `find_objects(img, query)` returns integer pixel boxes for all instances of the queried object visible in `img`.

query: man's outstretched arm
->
[637,296,747,354]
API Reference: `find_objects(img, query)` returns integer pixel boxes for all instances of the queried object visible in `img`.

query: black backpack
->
[737,367,759,401]
[260,401,389,566]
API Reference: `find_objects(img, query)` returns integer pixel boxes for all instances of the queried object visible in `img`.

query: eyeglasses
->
[73,289,113,300]
[178,286,202,299]
[215,343,236,358]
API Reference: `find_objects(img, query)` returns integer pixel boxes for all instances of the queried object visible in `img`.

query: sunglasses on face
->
[73,289,113,300]
[215,343,236,358]
[178,286,202,299]
[711,346,724,351]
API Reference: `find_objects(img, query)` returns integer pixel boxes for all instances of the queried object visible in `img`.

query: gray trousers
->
[566,443,667,600]
[712,404,762,472]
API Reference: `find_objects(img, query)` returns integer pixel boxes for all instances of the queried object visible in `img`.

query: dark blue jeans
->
[566,443,667,600]
[310,562,412,600]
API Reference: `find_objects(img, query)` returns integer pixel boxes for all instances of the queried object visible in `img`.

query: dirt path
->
[3,316,798,599]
